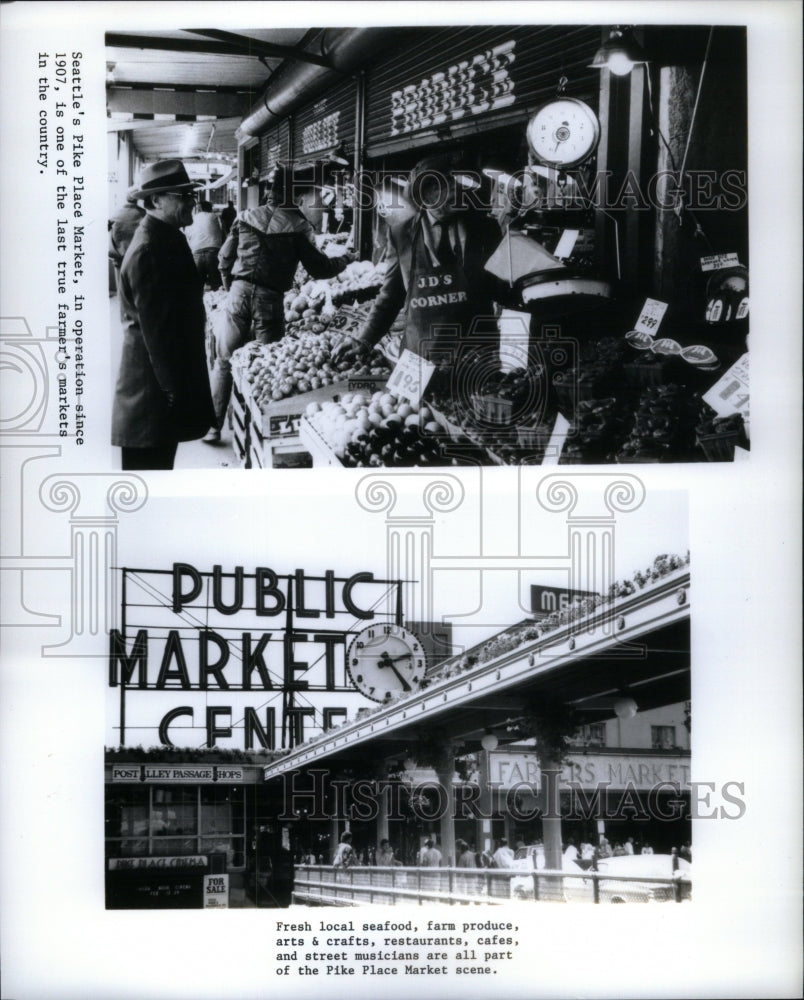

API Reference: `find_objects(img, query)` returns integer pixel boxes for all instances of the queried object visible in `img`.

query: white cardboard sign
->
[386,348,436,405]
[633,298,669,336]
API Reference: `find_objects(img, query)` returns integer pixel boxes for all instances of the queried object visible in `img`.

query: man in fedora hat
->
[332,153,510,398]
[203,160,350,443]
[111,159,215,469]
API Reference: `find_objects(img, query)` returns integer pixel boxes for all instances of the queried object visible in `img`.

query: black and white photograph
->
[104,21,751,470]
[0,3,801,999]
[103,481,692,911]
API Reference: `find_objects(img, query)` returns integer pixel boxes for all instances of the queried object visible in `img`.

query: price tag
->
[700,252,741,273]
[553,229,580,260]
[633,298,669,336]
[703,353,749,418]
[542,412,571,464]
[386,348,436,406]
[497,308,531,372]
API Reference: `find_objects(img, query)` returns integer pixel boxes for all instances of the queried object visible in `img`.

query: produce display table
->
[221,268,749,468]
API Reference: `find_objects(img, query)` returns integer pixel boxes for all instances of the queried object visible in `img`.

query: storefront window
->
[105,783,247,867]
[105,787,148,840]
[579,723,606,746]
[200,786,246,867]
[118,838,148,856]
[651,725,676,749]
[151,837,198,856]
[151,787,197,836]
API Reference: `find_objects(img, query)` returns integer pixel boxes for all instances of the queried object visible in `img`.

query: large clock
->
[346,623,425,703]
[526,97,601,169]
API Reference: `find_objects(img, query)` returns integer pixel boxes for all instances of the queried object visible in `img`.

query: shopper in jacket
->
[111,159,215,470]
[220,199,236,235]
[333,154,509,395]
[109,189,146,270]
[203,164,350,443]
[185,200,225,290]
[418,838,442,867]
[109,189,145,312]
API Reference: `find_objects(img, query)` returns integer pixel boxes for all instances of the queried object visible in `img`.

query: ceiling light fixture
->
[588,26,647,76]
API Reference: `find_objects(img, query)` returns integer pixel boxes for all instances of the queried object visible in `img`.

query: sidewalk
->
[109,293,238,470]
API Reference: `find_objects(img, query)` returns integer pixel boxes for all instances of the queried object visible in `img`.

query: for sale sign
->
[203,874,229,908]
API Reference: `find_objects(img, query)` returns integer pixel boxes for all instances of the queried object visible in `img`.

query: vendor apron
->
[403,219,478,363]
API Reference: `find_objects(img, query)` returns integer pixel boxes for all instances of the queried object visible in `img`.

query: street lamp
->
[614,696,638,720]
[480,731,499,751]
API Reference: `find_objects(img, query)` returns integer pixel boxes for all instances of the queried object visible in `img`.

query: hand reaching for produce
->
[331,336,369,366]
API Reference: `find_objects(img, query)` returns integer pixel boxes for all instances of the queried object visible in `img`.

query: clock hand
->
[376,656,412,691]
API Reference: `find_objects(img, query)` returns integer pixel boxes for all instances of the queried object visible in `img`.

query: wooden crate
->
[248,376,388,468]
[298,416,344,468]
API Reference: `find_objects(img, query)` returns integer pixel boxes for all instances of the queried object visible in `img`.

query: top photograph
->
[106,24,749,471]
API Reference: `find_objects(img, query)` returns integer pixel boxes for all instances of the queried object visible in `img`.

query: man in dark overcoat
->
[111,159,215,470]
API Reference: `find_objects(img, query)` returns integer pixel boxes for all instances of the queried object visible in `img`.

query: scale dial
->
[346,623,425,703]
[526,97,601,169]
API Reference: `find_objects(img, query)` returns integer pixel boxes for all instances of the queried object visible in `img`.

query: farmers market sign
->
[109,563,404,751]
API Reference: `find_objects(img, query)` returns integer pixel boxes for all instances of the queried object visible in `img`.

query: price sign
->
[703,353,749,418]
[386,349,436,406]
[553,229,580,260]
[498,308,531,372]
[700,252,741,273]
[542,412,571,465]
[633,298,669,336]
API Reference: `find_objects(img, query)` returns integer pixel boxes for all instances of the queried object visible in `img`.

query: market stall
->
[224,23,748,468]
[227,258,396,468]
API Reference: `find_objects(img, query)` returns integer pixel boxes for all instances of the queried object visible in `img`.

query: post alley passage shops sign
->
[108,564,402,750]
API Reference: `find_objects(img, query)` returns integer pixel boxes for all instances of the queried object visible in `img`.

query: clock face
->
[526,98,601,169]
[346,624,425,703]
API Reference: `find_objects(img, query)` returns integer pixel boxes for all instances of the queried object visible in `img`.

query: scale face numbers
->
[346,623,425,703]
[526,98,601,169]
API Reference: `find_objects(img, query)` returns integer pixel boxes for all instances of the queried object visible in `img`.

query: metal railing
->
[292,864,691,906]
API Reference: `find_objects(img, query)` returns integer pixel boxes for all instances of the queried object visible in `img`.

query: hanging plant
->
[409,730,461,775]
[504,698,579,765]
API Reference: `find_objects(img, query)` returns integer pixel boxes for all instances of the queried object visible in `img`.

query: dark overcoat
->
[112,214,214,448]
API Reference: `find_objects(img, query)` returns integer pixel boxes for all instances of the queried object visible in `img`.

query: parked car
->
[563,853,692,903]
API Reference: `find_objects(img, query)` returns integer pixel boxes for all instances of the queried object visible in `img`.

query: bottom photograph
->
[104,485,691,909]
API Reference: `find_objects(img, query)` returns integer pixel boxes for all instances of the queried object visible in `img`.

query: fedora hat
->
[408,154,480,208]
[130,159,202,199]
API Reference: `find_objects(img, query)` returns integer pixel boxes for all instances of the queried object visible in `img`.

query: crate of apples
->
[305,391,446,467]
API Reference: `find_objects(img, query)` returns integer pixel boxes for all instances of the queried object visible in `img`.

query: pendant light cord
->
[674,26,716,250]
[678,26,715,184]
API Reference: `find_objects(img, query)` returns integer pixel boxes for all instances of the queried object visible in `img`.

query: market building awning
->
[263,567,690,781]
[105,27,334,161]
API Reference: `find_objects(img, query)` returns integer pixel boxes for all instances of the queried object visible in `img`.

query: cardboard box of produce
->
[247,377,389,440]
[298,415,344,468]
